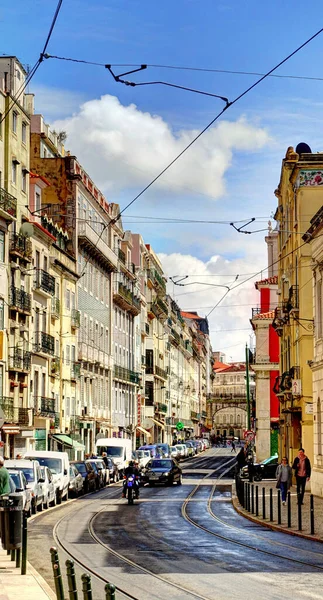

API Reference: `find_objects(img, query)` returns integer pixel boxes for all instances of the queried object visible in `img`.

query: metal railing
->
[9,287,32,313]
[252,307,261,318]
[156,403,167,413]
[155,365,168,380]
[35,269,55,295]
[0,187,17,218]
[10,233,32,259]
[51,297,60,319]
[8,350,31,371]
[170,328,180,345]
[148,268,166,291]
[71,362,81,379]
[51,356,60,374]
[34,397,56,417]
[114,364,140,384]
[33,331,55,355]
[71,309,80,328]
[0,397,29,424]
[118,248,126,264]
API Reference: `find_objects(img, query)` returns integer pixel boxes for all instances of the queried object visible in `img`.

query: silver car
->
[40,466,56,508]
[7,470,32,516]
[69,464,84,496]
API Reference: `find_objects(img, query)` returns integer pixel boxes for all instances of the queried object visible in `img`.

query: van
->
[96,438,132,475]
[5,459,43,514]
[24,451,69,504]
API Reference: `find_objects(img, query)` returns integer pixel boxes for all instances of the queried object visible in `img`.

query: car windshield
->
[8,473,21,488]
[35,458,62,474]
[9,477,16,493]
[99,447,123,458]
[40,467,47,479]
[74,463,87,473]
[170,447,176,451]
[15,467,34,482]
[151,460,172,469]
[262,456,278,465]
[136,451,144,459]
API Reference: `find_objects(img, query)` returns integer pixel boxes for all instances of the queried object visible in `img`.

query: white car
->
[40,466,56,508]
[134,450,151,468]
[5,459,43,514]
[175,444,188,459]
[8,470,32,516]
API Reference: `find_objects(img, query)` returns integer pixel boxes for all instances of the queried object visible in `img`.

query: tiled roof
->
[30,171,51,187]
[213,360,230,371]
[255,276,278,288]
[181,311,202,320]
[253,310,275,320]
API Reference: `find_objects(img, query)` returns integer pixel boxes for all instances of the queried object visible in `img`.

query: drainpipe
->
[59,273,63,433]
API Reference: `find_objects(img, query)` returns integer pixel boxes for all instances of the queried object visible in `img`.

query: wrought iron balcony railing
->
[0,397,29,425]
[51,297,60,319]
[9,287,32,313]
[0,187,17,219]
[148,268,166,291]
[10,233,32,260]
[71,362,81,379]
[34,269,55,296]
[155,365,168,380]
[33,331,55,356]
[114,364,140,384]
[118,248,126,264]
[156,403,167,414]
[252,307,261,318]
[35,397,56,417]
[287,285,299,312]
[170,328,180,345]
[8,350,31,371]
[71,309,80,328]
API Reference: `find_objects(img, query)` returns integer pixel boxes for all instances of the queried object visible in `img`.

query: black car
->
[71,461,96,493]
[240,454,279,481]
[86,460,104,489]
[144,459,182,486]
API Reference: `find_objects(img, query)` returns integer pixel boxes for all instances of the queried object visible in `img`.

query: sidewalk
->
[0,546,56,600]
[233,479,323,542]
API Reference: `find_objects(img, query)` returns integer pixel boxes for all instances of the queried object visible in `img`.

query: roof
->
[255,276,278,289]
[253,310,275,320]
[181,311,202,320]
[213,360,230,371]
[213,363,247,373]
[29,171,51,187]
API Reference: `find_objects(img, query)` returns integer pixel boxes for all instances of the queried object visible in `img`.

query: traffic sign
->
[243,430,255,441]
[176,421,184,431]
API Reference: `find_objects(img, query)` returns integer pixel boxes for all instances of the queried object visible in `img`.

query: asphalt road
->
[27,448,323,600]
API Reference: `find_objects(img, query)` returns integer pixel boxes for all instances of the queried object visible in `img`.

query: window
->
[35,192,41,214]
[22,122,27,144]
[0,231,4,263]
[21,169,27,192]
[0,298,4,329]
[12,161,17,184]
[66,345,70,365]
[12,111,17,133]
[65,288,70,310]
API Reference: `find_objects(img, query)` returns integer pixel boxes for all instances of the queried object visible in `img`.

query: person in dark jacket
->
[292,448,311,505]
[122,461,140,498]
[235,447,246,475]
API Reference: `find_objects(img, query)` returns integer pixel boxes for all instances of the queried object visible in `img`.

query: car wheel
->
[56,490,62,505]
[31,499,37,515]
[43,496,48,510]
[50,495,56,508]
[26,506,31,518]
[38,498,43,512]
[177,475,182,486]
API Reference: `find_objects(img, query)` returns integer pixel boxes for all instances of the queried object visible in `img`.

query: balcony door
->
[34,370,39,407]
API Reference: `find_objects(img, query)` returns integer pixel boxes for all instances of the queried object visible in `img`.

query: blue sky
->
[1,0,323,358]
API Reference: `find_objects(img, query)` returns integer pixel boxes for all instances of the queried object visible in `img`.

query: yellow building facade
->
[274,146,323,467]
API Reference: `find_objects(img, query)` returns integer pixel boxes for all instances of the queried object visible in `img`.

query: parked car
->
[134,450,151,469]
[170,446,181,460]
[7,470,32,516]
[190,440,202,454]
[86,460,104,489]
[156,443,170,458]
[39,466,56,508]
[184,441,195,457]
[5,459,43,514]
[69,464,84,496]
[175,444,188,459]
[24,451,69,504]
[240,454,279,480]
[145,459,182,486]
[91,459,108,486]
[105,458,119,483]
[71,461,96,493]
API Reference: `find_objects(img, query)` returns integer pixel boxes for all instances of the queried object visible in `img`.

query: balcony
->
[0,397,29,425]
[71,309,80,328]
[185,340,193,354]
[114,364,141,384]
[151,296,168,319]
[201,410,207,418]
[34,269,55,296]
[156,403,167,414]
[155,365,168,380]
[8,350,31,372]
[170,328,180,346]
[118,248,126,264]
[10,234,32,261]
[51,356,60,375]
[51,297,60,319]
[35,397,56,417]
[9,287,32,314]
[191,411,198,421]
[287,285,299,313]
[78,221,118,272]
[146,365,154,375]
[252,307,261,318]
[209,391,248,400]
[33,331,55,356]
[148,268,166,292]
[0,187,17,220]
[113,282,141,316]
[272,306,288,337]
[71,362,81,379]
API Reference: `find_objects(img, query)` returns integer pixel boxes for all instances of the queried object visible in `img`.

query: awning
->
[151,418,165,430]
[1,425,20,435]
[51,434,85,451]
[136,426,151,438]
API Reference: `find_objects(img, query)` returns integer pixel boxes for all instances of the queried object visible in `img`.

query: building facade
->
[209,362,250,439]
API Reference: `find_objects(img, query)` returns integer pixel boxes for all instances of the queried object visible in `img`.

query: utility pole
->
[245,344,251,430]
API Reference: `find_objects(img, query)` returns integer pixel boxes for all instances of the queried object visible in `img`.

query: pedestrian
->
[15,453,23,459]
[292,448,311,505]
[101,452,109,468]
[275,457,292,505]
[0,457,10,495]
[235,447,246,475]
[231,441,236,453]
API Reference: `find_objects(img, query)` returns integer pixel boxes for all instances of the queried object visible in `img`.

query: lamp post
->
[245,344,251,431]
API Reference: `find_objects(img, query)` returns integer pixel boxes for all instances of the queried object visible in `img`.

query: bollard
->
[7,549,10,555]
[244,482,247,509]
[15,548,21,569]
[298,497,302,531]
[262,487,266,519]
[255,486,259,517]
[269,488,273,522]
[310,494,315,535]
[81,573,93,600]
[105,582,116,600]
[277,490,281,525]
[21,511,27,575]
[287,491,291,528]
[50,547,65,600]
[11,549,15,561]
[247,483,250,512]
[251,484,254,514]
[66,559,78,600]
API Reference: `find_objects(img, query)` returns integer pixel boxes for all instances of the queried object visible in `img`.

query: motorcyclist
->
[122,460,140,499]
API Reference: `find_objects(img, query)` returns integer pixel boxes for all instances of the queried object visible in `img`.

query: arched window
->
[237,414,241,424]
[230,414,233,424]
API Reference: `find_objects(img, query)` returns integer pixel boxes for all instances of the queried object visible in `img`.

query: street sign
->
[142,418,154,429]
[176,421,184,431]
[243,430,255,441]
[292,379,302,395]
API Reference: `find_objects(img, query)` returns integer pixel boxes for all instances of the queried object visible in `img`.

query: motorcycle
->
[125,474,136,505]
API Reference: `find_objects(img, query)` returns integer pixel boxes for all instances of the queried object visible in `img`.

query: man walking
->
[0,457,10,495]
[292,448,311,505]
[231,440,236,453]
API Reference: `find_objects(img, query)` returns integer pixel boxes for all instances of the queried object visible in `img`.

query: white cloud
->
[159,249,267,361]
[52,93,269,196]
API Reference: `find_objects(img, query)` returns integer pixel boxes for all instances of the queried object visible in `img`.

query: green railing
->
[155,365,168,380]
[51,297,60,318]
[71,362,81,379]
[185,340,193,354]
[156,403,167,413]
[0,187,17,218]
[114,364,141,384]
[71,309,80,328]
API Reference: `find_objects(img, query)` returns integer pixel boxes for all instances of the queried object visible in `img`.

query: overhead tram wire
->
[45,25,323,224]
[0,0,64,126]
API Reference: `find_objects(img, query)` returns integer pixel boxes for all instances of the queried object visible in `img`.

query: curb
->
[27,561,57,600]
[231,484,323,544]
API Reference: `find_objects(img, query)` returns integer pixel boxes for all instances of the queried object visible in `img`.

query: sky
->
[2,0,323,360]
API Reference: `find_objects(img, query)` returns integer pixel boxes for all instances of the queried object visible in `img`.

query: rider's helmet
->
[128,460,134,467]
